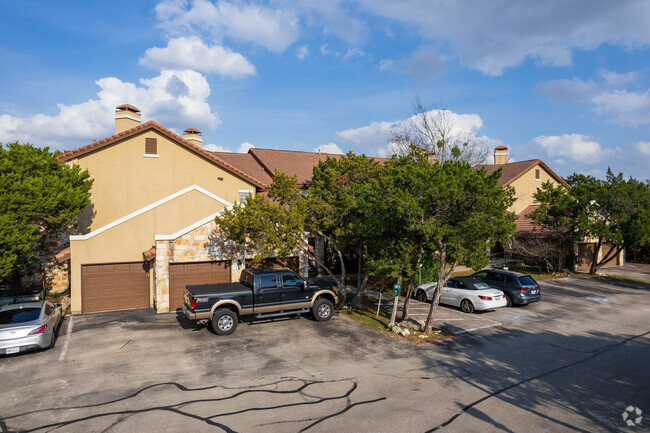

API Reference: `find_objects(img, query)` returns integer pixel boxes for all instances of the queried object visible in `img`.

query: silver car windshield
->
[0,308,41,324]
[474,282,491,290]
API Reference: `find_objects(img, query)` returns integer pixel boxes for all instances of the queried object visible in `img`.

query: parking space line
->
[59,316,74,361]
[451,323,502,335]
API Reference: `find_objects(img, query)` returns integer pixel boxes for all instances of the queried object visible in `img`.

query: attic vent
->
[145,138,158,155]
[535,169,540,180]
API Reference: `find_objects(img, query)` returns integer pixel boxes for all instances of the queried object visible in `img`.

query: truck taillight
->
[191,298,196,310]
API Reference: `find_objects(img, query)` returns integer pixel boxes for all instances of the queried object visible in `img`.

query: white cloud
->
[295,45,309,60]
[379,59,393,70]
[298,1,368,46]
[536,78,600,102]
[337,109,488,156]
[238,142,254,153]
[0,70,219,150]
[598,68,639,87]
[320,44,330,55]
[140,36,256,78]
[389,46,447,83]
[203,143,229,152]
[313,143,344,154]
[637,141,650,157]
[342,48,366,60]
[591,89,650,125]
[530,134,609,164]
[357,0,650,75]
[537,70,650,125]
[155,0,300,52]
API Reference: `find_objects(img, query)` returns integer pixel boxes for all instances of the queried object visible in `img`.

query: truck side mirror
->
[301,281,307,290]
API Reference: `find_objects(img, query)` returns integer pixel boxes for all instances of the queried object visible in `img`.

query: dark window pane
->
[0,308,41,324]
[505,275,514,283]
[259,274,277,290]
[518,276,537,286]
[281,272,302,287]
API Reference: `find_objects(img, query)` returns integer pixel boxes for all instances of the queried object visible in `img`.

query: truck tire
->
[312,298,334,322]
[212,309,238,335]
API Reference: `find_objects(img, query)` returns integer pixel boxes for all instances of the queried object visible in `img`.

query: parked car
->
[183,268,338,335]
[471,269,541,307]
[0,285,45,306]
[413,276,507,313]
[0,300,63,355]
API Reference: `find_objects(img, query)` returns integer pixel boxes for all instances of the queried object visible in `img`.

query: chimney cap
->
[116,104,141,114]
[494,146,508,151]
[183,128,202,135]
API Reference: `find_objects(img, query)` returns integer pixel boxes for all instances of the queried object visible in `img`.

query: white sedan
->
[413,276,507,313]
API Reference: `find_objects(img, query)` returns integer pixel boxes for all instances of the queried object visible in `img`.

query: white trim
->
[238,189,254,193]
[70,185,232,241]
[154,207,230,240]
[143,154,159,158]
[115,114,141,121]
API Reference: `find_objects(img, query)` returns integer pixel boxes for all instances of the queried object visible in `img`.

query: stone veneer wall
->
[153,219,308,313]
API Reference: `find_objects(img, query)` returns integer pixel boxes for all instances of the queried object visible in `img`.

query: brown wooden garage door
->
[245,256,300,273]
[169,261,231,312]
[81,262,150,313]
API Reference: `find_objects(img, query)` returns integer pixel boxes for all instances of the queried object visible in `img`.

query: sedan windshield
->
[473,282,492,290]
[0,308,41,324]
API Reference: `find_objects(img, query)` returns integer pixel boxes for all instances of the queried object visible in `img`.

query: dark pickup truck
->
[182,268,338,335]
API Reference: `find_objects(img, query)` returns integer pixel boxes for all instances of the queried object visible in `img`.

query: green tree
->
[0,142,93,288]
[419,160,515,333]
[570,170,650,273]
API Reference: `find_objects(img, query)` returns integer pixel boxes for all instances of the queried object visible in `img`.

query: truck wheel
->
[212,309,238,335]
[312,298,334,322]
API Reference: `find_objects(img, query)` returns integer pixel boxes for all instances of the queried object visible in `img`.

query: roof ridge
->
[58,121,267,189]
[250,147,343,156]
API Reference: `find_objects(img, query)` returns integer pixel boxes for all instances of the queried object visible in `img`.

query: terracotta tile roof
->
[57,121,267,189]
[474,159,569,188]
[514,204,555,236]
[210,152,274,187]
[143,246,156,261]
[247,148,344,186]
[55,247,70,263]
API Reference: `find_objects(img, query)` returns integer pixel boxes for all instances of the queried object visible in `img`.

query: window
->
[239,190,253,202]
[258,274,277,290]
[488,272,505,282]
[145,138,157,156]
[281,272,302,288]
[535,169,540,180]
[44,303,52,316]
[446,281,456,288]
[504,275,514,283]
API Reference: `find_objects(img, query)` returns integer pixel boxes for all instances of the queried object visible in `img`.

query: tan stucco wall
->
[509,164,562,215]
[74,129,255,232]
[69,189,227,314]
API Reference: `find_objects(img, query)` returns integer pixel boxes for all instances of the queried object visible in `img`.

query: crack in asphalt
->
[0,377,383,433]
[426,330,650,432]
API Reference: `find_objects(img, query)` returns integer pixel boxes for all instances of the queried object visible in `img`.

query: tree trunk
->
[357,240,363,294]
[352,272,369,309]
[388,277,401,328]
[591,243,623,274]
[424,246,457,333]
[589,239,603,274]
[401,272,416,321]
[317,231,346,307]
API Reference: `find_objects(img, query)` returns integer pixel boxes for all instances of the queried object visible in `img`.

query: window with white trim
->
[239,190,253,202]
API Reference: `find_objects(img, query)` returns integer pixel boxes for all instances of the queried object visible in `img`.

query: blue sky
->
[1,1,649,181]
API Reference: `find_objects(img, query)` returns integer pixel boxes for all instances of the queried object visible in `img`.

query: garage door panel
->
[82,262,150,313]
[169,261,231,312]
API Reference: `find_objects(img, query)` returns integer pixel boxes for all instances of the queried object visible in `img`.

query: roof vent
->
[494,146,509,165]
[115,104,141,134]
[183,128,203,145]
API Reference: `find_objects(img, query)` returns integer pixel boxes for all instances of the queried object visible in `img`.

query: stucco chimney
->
[494,146,509,165]
[115,104,141,133]
[183,128,203,146]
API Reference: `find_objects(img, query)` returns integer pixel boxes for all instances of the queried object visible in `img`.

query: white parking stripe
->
[451,323,501,335]
[59,316,73,361]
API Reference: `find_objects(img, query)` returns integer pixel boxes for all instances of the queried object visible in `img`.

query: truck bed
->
[186,282,251,297]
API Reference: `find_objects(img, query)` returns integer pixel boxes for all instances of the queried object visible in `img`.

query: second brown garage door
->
[169,260,231,312]
[81,262,150,313]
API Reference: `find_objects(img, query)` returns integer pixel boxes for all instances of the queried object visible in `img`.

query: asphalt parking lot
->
[1,273,648,432]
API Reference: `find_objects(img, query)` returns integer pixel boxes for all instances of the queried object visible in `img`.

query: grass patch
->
[340,296,455,345]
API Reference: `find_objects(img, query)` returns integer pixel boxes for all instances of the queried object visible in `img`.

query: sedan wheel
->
[460,299,475,314]
[416,290,427,302]
[505,293,513,308]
